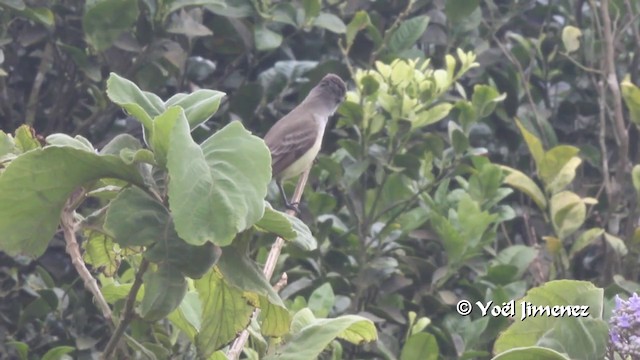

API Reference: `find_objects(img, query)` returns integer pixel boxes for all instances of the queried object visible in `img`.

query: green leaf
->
[545,156,582,194]
[388,16,430,54]
[217,241,290,336]
[0,130,16,158]
[308,283,335,318]
[165,0,226,18]
[632,165,640,195]
[313,13,347,34]
[604,232,628,257]
[515,119,544,168]
[0,0,26,10]
[194,268,255,358]
[99,134,142,155]
[255,204,317,250]
[167,120,271,246]
[264,309,377,360]
[537,317,608,360]
[569,228,604,258]
[500,165,547,210]
[492,346,571,360]
[561,26,582,53]
[493,245,539,280]
[141,265,188,321]
[104,187,169,247]
[444,0,479,22]
[254,23,283,51]
[621,77,640,126]
[413,103,453,128]
[149,106,185,167]
[83,0,139,52]
[0,147,143,257]
[14,124,41,152]
[493,280,604,354]
[471,85,505,118]
[165,89,226,129]
[400,332,438,360]
[168,291,202,340]
[345,11,371,49]
[145,237,221,279]
[46,134,94,152]
[7,341,29,360]
[538,145,580,190]
[83,231,120,277]
[106,73,165,129]
[302,0,320,20]
[41,346,75,360]
[21,7,55,26]
[550,191,585,240]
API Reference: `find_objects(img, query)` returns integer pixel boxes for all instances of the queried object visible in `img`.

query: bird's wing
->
[264,111,319,179]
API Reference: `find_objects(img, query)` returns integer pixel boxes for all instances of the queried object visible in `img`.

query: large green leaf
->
[515,119,544,168]
[254,23,283,51]
[104,187,169,247]
[264,308,377,360]
[345,11,371,49]
[165,89,226,129]
[255,204,317,250]
[217,241,290,336]
[83,0,139,52]
[500,166,547,210]
[149,106,185,167]
[168,291,202,340]
[550,191,585,240]
[400,332,438,360]
[494,280,604,354]
[140,265,188,321]
[167,119,271,246]
[312,12,346,34]
[492,347,570,360]
[538,145,580,190]
[387,16,430,54]
[537,317,608,360]
[0,146,143,257]
[194,268,255,358]
[106,73,165,129]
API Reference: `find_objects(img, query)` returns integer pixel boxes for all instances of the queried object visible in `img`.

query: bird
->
[264,73,347,212]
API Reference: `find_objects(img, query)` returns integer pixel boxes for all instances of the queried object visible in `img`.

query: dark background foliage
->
[1,0,639,358]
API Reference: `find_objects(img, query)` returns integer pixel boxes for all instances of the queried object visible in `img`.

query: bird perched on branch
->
[264,73,347,212]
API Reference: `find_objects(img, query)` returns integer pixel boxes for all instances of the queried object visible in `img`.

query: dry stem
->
[226,169,310,360]
[61,188,113,326]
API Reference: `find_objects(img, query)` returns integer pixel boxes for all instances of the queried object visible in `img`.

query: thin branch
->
[25,42,54,126]
[227,169,310,360]
[101,258,150,359]
[61,188,113,327]
[600,0,630,213]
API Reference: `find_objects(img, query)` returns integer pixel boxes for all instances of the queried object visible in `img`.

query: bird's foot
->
[285,201,301,215]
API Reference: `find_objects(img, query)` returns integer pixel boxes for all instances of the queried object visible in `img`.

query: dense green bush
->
[2,0,640,359]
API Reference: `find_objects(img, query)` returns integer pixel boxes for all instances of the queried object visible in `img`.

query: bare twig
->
[25,42,54,126]
[226,169,310,360]
[600,0,630,215]
[102,258,150,359]
[61,188,113,326]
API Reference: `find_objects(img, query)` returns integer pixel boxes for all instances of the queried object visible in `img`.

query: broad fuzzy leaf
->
[0,146,143,257]
[167,119,271,246]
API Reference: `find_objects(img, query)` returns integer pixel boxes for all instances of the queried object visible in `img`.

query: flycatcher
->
[264,73,347,211]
